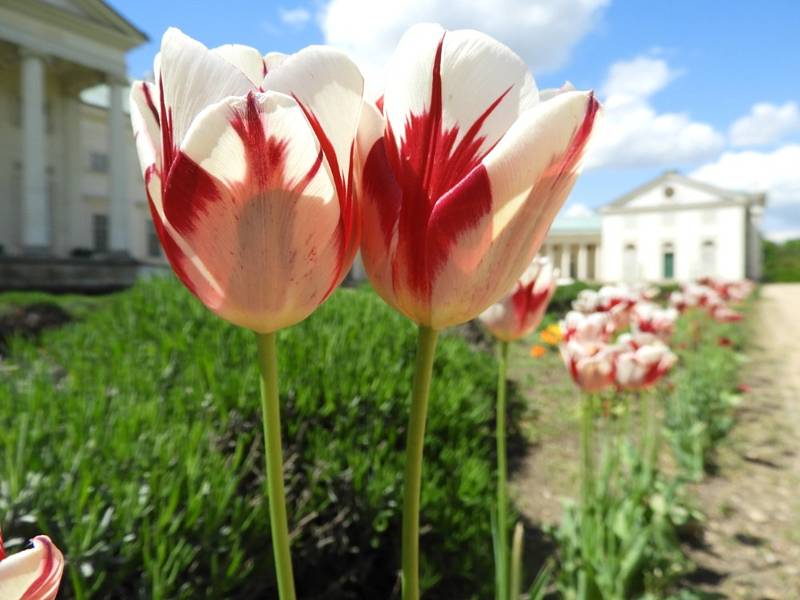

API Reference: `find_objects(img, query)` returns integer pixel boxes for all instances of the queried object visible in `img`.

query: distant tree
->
[763,239,800,282]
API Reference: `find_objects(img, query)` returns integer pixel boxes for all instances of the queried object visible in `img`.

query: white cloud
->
[601,56,677,99]
[320,0,608,82]
[765,229,800,243]
[563,203,595,217]
[691,144,800,206]
[585,56,724,169]
[279,7,311,27]
[729,101,800,147]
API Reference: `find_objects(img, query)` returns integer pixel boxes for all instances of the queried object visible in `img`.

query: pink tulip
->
[0,532,64,600]
[479,258,557,341]
[130,29,364,332]
[632,302,678,340]
[560,340,617,393]
[613,333,677,390]
[356,23,600,330]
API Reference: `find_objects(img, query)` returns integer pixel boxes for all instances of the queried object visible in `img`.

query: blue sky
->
[112,0,800,238]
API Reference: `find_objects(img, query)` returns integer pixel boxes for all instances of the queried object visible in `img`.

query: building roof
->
[550,214,601,233]
[602,170,766,212]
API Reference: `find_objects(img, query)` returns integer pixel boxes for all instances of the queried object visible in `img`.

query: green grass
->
[0,277,510,599]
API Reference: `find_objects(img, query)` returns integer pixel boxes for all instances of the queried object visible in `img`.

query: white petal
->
[261,46,364,187]
[263,51,287,73]
[129,81,161,176]
[212,43,266,85]
[159,28,255,148]
[384,23,535,161]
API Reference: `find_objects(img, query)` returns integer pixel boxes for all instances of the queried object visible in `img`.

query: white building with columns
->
[538,172,765,284]
[0,0,161,290]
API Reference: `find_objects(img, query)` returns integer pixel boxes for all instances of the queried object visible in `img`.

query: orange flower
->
[530,345,546,358]
[539,324,562,346]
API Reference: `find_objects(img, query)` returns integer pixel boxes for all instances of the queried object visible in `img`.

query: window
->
[147,220,162,258]
[587,244,596,280]
[89,152,110,173]
[569,244,578,279]
[663,242,675,279]
[701,240,716,276]
[93,214,109,252]
[664,186,675,198]
[623,243,637,281]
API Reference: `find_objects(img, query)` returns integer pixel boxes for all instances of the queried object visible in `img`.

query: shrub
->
[0,277,508,599]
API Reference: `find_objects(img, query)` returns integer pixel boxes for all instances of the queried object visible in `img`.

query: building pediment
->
[600,171,766,214]
[1,0,147,49]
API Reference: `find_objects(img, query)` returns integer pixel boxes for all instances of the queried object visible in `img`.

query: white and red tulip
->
[0,532,64,600]
[710,305,743,323]
[479,258,557,341]
[560,340,617,393]
[357,23,600,330]
[130,29,364,332]
[632,302,678,340]
[561,310,613,343]
[613,334,677,391]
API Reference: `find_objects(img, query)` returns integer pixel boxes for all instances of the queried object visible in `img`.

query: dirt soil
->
[686,284,800,599]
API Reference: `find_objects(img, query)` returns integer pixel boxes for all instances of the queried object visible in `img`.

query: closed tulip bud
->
[560,340,617,393]
[130,29,364,332]
[357,23,600,330]
[479,258,557,341]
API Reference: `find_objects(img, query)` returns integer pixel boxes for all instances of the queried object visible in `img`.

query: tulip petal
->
[212,43,267,85]
[164,91,340,332]
[130,81,161,176]
[0,536,64,600]
[263,52,287,74]
[422,91,599,327]
[158,28,255,160]
[145,169,225,310]
[383,23,536,200]
[261,45,364,201]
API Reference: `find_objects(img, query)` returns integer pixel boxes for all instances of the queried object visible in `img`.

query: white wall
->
[601,204,747,283]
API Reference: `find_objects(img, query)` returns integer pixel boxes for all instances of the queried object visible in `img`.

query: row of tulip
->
[550,278,752,596]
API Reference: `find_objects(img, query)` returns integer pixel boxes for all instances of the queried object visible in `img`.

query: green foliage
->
[0,278,504,599]
[552,416,694,599]
[762,238,800,282]
[665,310,748,480]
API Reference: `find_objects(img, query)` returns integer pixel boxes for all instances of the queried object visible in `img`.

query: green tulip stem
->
[256,332,297,600]
[496,340,511,600]
[402,325,440,600]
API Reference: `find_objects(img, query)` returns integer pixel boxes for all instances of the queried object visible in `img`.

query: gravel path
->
[688,283,800,598]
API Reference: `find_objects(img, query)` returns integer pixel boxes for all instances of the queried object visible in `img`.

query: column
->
[560,244,571,279]
[21,49,49,251]
[577,244,588,281]
[108,78,129,254]
[61,92,82,256]
[594,244,602,282]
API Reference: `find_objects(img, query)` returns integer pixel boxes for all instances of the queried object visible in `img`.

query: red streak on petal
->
[384,33,512,303]
[291,94,357,294]
[142,82,160,127]
[158,76,177,177]
[375,95,385,114]
[20,536,62,600]
[0,528,5,561]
